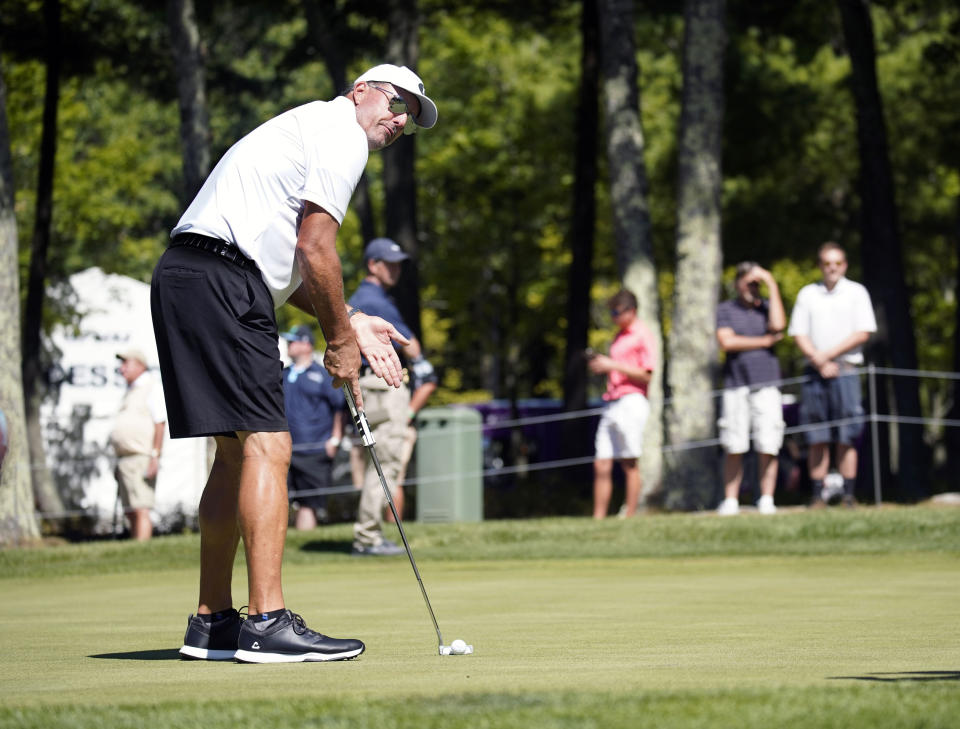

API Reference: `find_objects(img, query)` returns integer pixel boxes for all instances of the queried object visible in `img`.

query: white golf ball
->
[450,639,467,654]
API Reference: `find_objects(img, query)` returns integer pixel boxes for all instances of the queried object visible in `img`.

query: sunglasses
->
[371,84,418,135]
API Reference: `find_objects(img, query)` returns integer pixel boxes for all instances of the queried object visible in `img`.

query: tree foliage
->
[2,0,958,496]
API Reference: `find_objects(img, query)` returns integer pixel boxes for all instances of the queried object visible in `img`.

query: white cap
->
[353,64,438,129]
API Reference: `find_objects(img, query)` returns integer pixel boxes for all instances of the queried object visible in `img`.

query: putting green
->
[1,510,958,728]
[2,553,958,702]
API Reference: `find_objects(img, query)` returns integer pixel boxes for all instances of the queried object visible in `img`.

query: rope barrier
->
[19,365,960,519]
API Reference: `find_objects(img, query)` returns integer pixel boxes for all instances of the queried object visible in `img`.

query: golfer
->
[151,64,438,663]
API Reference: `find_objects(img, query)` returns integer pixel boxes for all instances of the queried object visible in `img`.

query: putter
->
[343,383,472,656]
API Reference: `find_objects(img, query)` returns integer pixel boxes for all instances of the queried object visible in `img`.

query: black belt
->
[170,233,259,273]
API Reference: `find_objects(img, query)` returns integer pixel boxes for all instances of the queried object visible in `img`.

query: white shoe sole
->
[179,645,237,661]
[234,646,364,663]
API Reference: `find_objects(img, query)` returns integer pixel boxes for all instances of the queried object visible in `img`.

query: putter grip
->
[342,384,376,446]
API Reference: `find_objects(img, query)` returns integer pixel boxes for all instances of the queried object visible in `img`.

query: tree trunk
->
[383,0,423,339]
[21,0,64,519]
[0,58,41,544]
[664,0,726,510]
[597,0,664,503]
[836,0,927,500]
[947,193,960,486]
[560,0,599,499]
[563,0,599,414]
[166,0,211,204]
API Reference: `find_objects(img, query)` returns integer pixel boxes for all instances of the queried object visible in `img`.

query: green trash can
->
[415,407,483,522]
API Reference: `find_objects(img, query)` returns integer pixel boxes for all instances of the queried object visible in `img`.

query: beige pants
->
[114,454,156,510]
[353,374,411,547]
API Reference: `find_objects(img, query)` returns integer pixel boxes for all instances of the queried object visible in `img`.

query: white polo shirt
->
[788,277,877,365]
[172,96,368,306]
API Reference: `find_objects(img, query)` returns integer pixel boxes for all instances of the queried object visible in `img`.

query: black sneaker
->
[235,610,365,663]
[179,608,244,661]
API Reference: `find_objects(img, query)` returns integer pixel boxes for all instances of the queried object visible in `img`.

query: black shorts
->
[150,244,288,438]
[288,450,333,510]
[799,367,864,445]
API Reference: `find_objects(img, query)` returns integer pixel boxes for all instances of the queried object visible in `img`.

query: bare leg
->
[758,452,778,498]
[237,430,292,616]
[620,458,641,517]
[294,507,317,531]
[130,508,153,541]
[808,442,830,481]
[723,452,744,501]
[593,458,614,519]
[197,436,243,614]
[836,443,857,480]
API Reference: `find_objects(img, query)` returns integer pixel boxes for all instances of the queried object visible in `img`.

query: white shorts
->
[594,393,650,460]
[718,386,784,455]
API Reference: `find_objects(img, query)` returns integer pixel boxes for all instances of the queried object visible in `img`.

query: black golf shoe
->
[235,610,365,663]
[179,608,244,661]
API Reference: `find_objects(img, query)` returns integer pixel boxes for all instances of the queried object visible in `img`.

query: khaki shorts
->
[718,386,784,456]
[114,454,156,510]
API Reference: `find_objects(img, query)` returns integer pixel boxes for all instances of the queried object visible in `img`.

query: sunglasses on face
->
[371,84,418,134]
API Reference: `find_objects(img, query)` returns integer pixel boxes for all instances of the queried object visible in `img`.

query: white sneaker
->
[716,497,739,516]
[757,495,777,515]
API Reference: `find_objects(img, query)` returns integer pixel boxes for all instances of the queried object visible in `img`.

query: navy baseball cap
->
[280,325,315,345]
[363,238,410,263]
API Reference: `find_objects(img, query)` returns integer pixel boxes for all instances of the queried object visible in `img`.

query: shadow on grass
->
[298,540,353,555]
[89,649,182,661]
[828,670,960,682]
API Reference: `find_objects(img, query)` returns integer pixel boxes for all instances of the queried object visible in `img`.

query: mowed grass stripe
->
[3,505,959,580]
[1,554,957,707]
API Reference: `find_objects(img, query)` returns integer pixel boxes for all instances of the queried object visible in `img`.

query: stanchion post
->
[868,364,882,505]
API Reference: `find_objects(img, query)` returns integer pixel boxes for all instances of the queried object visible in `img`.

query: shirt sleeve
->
[787,287,810,337]
[300,109,368,224]
[148,379,168,424]
[854,286,878,333]
[716,301,732,330]
[631,324,656,372]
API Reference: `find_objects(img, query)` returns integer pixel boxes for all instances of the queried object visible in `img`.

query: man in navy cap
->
[348,238,438,556]
[280,325,345,530]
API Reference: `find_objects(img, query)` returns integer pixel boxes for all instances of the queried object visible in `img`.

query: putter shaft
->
[343,384,445,649]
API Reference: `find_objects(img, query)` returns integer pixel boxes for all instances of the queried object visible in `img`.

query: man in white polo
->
[152,64,438,663]
[788,242,877,508]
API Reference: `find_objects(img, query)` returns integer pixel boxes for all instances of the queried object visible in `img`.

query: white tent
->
[40,267,209,533]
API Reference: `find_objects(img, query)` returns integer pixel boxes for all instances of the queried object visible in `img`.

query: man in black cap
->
[281,325,345,530]
[347,238,438,556]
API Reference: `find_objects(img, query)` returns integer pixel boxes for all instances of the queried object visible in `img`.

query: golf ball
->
[450,639,467,654]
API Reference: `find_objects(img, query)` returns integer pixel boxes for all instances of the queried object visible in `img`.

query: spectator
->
[109,349,167,541]
[788,242,877,508]
[152,63,436,663]
[348,237,438,555]
[589,289,656,519]
[281,325,345,530]
[715,263,786,516]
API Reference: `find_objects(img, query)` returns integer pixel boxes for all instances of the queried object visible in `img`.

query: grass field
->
[2,506,959,728]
